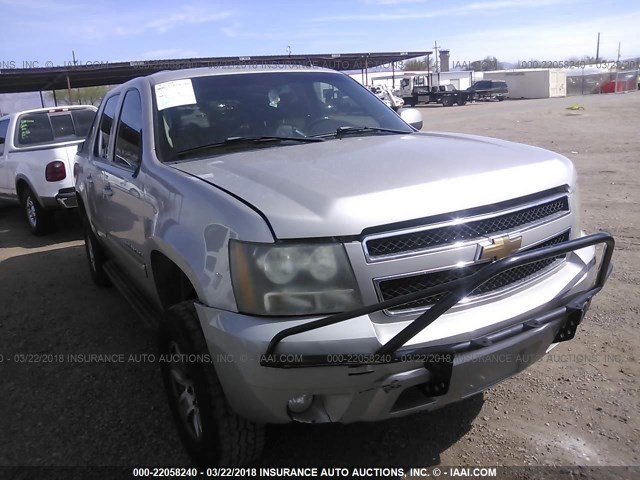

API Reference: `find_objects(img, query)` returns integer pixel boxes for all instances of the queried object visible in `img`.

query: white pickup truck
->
[0,105,97,235]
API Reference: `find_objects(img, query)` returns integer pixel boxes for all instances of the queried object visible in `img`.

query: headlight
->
[229,240,361,316]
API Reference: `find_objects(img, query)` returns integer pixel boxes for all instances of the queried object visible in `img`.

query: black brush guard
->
[260,233,614,369]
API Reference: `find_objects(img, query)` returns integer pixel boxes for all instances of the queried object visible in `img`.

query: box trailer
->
[483,69,567,99]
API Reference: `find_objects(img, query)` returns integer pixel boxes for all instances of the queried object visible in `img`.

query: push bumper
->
[196,233,613,424]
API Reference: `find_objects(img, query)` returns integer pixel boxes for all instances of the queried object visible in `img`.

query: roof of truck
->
[0,104,97,120]
[145,65,338,85]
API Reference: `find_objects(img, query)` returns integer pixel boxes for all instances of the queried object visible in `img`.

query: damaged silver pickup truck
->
[74,66,614,465]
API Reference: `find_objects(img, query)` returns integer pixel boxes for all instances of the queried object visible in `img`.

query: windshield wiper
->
[174,135,325,160]
[316,126,411,138]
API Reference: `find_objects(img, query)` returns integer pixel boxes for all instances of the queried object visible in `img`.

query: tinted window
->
[114,90,143,169]
[0,119,9,155]
[50,114,75,138]
[15,108,96,146]
[72,109,96,137]
[17,113,55,145]
[95,94,120,159]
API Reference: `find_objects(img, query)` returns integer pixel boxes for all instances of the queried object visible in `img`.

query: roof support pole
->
[66,74,73,105]
[392,62,395,89]
[365,56,369,85]
[53,89,58,106]
[39,91,45,108]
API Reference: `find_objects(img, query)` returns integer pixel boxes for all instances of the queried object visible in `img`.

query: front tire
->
[159,302,265,466]
[21,187,53,236]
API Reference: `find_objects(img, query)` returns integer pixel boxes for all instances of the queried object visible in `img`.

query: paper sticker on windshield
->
[154,79,197,111]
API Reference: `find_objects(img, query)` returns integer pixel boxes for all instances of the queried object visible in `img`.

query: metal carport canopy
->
[0,51,431,94]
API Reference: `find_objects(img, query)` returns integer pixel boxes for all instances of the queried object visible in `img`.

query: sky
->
[1,0,639,112]
[1,0,639,66]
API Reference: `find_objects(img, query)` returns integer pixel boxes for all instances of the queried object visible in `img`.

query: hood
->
[173,132,575,239]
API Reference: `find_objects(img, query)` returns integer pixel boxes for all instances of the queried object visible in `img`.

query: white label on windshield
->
[154,79,197,111]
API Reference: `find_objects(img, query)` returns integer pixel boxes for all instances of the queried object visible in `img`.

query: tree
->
[402,57,432,71]
[47,85,110,106]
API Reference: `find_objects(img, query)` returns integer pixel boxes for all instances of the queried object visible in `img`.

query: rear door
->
[0,118,10,196]
[86,93,121,236]
[99,88,152,284]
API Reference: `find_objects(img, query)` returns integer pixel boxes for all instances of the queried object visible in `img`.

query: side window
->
[0,119,9,156]
[114,89,143,170]
[95,94,120,160]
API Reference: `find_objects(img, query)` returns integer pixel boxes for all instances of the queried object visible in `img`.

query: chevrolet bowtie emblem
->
[478,235,522,261]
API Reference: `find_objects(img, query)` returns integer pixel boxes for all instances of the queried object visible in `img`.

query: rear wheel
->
[159,302,265,466]
[83,217,111,287]
[21,187,53,236]
[441,96,454,107]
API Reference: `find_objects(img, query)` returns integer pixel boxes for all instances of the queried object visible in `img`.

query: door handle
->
[103,184,114,197]
[86,174,94,185]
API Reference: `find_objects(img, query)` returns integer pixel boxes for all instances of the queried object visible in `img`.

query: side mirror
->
[400,108,423,130]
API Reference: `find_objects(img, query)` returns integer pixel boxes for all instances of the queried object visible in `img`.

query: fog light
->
[287,394,314,413]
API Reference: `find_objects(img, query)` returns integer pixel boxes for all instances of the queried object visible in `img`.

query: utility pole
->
[433,41,441,87]
[595,32,600,63]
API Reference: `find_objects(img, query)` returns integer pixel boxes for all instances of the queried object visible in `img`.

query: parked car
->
[599,77,637,94]
[75,66,613,466]
[0,105,97,234]
[467,79,509,101]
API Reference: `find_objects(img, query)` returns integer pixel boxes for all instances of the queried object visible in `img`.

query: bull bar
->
[260,232,614,369]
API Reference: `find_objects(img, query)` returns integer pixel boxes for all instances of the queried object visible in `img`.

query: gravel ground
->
[0,92,638,469]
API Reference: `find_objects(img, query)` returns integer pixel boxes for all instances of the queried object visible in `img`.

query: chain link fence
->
[567,69,639,96]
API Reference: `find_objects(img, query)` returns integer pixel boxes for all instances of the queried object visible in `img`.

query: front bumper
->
[196,233,613,424]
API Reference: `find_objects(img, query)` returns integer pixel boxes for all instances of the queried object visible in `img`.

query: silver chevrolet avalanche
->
[74,66,614,465]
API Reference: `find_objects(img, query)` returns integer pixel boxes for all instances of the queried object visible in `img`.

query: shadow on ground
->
[0,203,82,249]
[1,232,483,467]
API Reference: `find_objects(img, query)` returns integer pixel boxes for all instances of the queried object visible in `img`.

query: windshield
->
[154,71,413,162]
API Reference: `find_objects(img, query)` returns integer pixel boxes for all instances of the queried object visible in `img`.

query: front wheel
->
[21,187,53,236]
[159,302,265,466]
[441,96,454,107]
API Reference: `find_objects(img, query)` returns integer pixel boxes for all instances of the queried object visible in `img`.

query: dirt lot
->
[1,92,638,469]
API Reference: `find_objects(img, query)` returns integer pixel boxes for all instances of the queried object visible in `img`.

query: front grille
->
[377,231,570,313]
[365,196,569,259]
